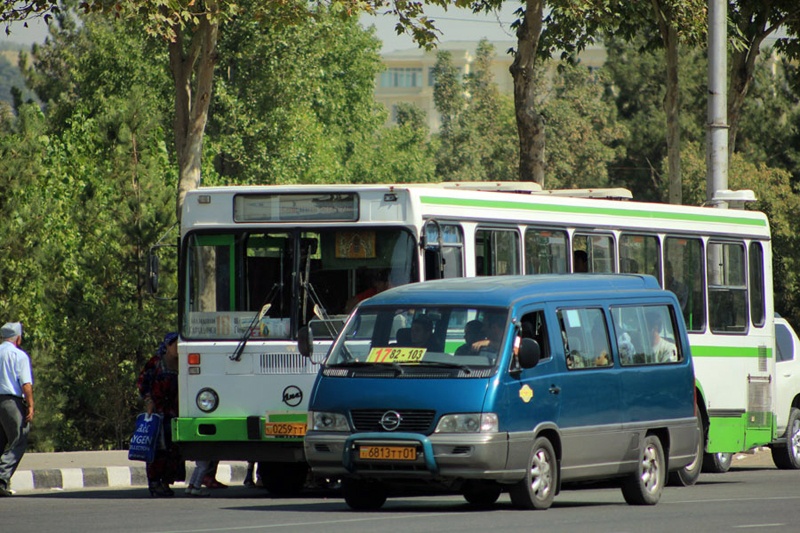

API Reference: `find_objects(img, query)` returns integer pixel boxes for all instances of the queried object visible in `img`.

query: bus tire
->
[622,434,665,505]
[771,407,800,470]
[342,479,387,510]
[668,415,703,486]
[702,452,732,473]
[258,462,308,496]
[509,436,557,510]
[462,480,502,507]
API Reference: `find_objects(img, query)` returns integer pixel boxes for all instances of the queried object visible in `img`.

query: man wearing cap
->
[0,322,33,497]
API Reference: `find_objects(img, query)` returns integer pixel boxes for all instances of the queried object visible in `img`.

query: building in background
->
[375,40,607,132]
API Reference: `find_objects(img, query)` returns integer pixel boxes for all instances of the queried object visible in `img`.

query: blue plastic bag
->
[128,412,163,462]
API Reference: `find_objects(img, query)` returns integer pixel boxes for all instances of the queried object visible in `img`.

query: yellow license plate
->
[359,445,417,461]
[264,422,307,437]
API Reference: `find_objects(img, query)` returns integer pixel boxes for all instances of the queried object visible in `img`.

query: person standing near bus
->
[138,332,184,497]
[0,322,33,497]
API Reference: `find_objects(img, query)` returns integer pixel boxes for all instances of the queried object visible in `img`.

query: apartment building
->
[375,40,607,132]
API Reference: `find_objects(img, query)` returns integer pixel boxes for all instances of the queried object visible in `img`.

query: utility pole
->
[707,0,728,208]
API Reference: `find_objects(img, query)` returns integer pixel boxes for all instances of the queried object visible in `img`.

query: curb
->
[10,463,249,492]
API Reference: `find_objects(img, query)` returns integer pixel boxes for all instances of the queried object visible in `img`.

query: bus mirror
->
[517,338,541,369]
[147,252,160,294]
[298,326,313,358]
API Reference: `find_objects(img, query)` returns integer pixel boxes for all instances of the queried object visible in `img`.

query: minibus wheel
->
[462,480,502,507]
[509,436,557,510]
[342,479,387,510]
[771,407,800,470]
[621,434,665,505]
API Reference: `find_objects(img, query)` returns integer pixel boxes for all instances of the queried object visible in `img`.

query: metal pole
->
[707,0,728,208]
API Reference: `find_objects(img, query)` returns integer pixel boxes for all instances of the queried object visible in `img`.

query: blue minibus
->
[303,275,700,510]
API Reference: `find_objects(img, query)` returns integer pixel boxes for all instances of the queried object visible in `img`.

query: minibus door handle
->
[549,385,561,395]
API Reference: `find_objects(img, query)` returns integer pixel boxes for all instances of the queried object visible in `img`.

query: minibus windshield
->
[326,306,508,368]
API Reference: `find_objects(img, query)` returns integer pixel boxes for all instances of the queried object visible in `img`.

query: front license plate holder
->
[359,445,417,461]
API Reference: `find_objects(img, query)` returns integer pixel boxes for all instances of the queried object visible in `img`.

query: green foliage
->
[204,6,385,185]
[542,62,627,189]
[433,40,518,182]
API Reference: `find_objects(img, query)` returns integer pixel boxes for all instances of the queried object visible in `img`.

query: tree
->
[728,1,800,154]
[433,40,518,182]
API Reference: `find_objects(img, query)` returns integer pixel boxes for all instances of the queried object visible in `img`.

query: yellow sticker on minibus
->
[366,347,426,363]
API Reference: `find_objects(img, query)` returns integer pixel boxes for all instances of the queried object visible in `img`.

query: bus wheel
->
[702,452,732,473]
[258,462,309,496]
[668,415,703,486]
[622,435,665,505]
[462,481,502,508]
[509,436,557,510]
[342,479,387,510]
[771,407,800,470]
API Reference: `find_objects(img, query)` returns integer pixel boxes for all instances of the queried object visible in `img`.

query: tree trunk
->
[652,0,681,204]
[510,0,545,186]
[168,11,219,222]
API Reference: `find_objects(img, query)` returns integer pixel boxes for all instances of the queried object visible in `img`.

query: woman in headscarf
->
[136,332,184,497]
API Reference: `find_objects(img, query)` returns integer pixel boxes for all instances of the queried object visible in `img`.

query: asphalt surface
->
[6,446,775,494]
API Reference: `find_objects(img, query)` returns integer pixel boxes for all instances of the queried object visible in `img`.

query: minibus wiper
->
[330,361,404,376]
[415,361,472,374]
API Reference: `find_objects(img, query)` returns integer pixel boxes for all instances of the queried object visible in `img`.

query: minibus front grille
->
[350,409,436,433]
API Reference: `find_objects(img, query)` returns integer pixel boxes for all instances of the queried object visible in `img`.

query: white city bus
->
[169,182,800,492]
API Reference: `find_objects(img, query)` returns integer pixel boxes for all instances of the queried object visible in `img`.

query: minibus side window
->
[611,305,683,366]
[557,308,613,369]
[519,310,550,361]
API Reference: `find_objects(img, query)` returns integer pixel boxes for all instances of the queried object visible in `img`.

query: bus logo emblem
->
[282,386,303,407]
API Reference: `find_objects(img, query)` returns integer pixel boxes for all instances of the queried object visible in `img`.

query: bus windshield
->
[326,306,508,370]
[182,227,417,340]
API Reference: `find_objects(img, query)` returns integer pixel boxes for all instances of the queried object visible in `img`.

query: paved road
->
[7,446,776,493]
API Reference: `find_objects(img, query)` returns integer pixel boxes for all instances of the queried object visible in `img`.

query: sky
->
[2,5,521,50]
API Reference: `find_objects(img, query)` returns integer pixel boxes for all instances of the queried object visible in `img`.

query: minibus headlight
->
[196,388,219,413]
[435,413,498,433]
[310,411,350,432]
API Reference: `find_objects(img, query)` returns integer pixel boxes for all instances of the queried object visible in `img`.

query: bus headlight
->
[310,411,350,432]
[196,388,219,413]
[435,413,498,433]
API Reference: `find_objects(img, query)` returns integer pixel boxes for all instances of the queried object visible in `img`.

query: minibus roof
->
[363,274,665,308]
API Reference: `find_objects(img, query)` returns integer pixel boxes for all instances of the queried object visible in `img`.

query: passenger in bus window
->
[455,320,485,355]
[647,312,678,363]
[573,250,588,273]
[346,269,391,311]
[665,261,688,311]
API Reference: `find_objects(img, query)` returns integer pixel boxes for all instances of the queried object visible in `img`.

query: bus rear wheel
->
[668,415,703,486]
[702,452,732,473]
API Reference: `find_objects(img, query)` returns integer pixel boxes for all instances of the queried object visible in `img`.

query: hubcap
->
[641,444,661,493]
[530,448,553,499]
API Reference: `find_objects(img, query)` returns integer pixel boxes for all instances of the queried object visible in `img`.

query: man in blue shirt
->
[0,322,34,497]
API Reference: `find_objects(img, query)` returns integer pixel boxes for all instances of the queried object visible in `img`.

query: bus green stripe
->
[692,345,772,358]
[420,196,767,228]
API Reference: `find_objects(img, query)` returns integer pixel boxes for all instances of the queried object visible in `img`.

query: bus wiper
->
[230,283,281,362]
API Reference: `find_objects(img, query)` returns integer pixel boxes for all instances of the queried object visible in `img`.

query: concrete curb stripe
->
[107,466,131,487]
[62,468,83,489]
